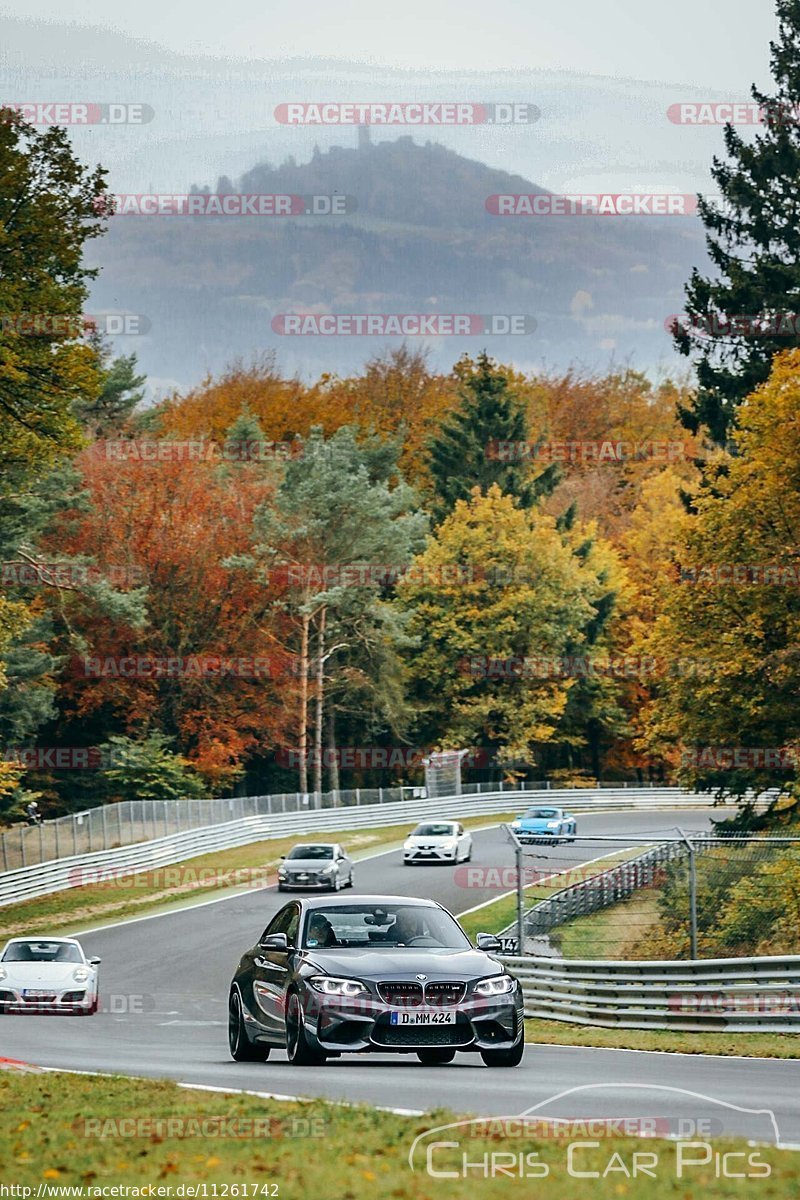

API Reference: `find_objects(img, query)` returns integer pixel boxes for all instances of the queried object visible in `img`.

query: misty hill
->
[86,136,708,390]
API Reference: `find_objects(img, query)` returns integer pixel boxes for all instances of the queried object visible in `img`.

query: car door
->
[253,904,300,1037]
[456,823,470,859]
[337,845,353,884]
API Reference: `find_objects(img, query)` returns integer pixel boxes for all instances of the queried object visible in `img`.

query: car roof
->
[289,841,338,848]
[299,894,440,910]
[4,935,82,944]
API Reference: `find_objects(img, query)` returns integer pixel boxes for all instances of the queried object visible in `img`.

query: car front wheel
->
[285,992,327,1066]
[229,990,270,1061]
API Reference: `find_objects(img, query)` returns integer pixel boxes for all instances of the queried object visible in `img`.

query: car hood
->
[282,859,336,870]
[517,818,558,827]
[300,946,502,980]
[1,963,88,985]
[406,835,456,844]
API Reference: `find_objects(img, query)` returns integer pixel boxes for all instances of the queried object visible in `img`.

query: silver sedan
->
[277,843,354,891]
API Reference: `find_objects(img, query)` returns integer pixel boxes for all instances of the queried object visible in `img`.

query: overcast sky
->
[0,0,779,88]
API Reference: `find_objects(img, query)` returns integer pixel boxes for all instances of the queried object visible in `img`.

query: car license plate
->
[296,873,308,880]
[389,1010,456,1025]
[22,989,54,998]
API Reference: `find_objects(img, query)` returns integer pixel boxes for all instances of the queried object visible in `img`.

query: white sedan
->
[0,937,100,1015]
[403,821,472,865]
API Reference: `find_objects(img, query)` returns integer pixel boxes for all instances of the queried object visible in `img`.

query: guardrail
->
[0,787,716,908]
[500,952,800,1032]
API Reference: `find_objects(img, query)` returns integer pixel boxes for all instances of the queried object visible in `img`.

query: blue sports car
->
[510,806,577,844]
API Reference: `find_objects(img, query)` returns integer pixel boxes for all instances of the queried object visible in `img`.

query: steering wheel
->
[404,935,439,946]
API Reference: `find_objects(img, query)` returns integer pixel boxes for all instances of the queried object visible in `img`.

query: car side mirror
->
[476,932,502,952]
[279,855,286,860]
[88,957,101,966]
[260,933,289,952]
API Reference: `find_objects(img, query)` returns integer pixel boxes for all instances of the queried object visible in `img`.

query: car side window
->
[261,903,295,943]
[282,905,300,946]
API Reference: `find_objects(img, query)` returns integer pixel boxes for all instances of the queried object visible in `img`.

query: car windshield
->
[524,809,558,819]
[2,941,83,964]
[412,823,456,837]
[287,845,334,860]
[302,903,470,949]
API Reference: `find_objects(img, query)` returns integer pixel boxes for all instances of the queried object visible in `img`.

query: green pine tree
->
[674,0,800,444]
[427,353,559,522]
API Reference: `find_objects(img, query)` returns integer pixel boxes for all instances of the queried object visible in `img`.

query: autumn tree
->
[639,349,800,820]
[395,484,625,772]
[227,425,427,793]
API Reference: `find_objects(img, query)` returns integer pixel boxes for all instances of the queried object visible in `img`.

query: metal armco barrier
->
[500,953,800,1033]
[0,787,716,907]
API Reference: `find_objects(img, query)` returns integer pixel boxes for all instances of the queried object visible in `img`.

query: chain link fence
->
[497,828,800,961]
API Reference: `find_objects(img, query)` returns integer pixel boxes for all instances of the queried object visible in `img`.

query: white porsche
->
[0,937,100,1015]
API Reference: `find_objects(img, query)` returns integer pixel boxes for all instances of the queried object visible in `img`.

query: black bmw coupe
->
[228,895,524,1067]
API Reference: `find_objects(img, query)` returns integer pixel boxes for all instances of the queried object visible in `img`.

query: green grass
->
[0,813,519,941]
[525,1018,799,1058]
[2,1070,798,1197]
[551,889,663,959]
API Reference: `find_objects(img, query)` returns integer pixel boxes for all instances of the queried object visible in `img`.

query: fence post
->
[20,826,26,867]
[356,788,361,806]
[101,804,108,850]
[677,827,698,960]
[39,821,44,864]
[73,813,77,855]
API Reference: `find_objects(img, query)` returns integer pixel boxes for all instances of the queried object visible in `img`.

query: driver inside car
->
[307,913,338,947]
[391,910,425,945]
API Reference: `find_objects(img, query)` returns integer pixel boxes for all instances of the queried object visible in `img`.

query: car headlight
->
[309,976,367,997]
[511,821,521,829]
[442,840,457,850]
[320,864,336,874]
[278,868,287,876]
[474,974,516,997]
[404,840,414,849]
[0,967,7,982]
[547,821,560,829]
[72,967,90,983]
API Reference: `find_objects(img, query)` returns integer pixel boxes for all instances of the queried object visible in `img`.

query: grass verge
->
[0,813,518,941]
[2,1070,797,1197]
[524,1018,799,1058]
[551,889,662,959]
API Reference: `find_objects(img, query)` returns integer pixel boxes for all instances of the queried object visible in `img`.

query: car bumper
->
[278,876,337,889]
[403,848,458,862]
[304,990,524,1054]
[516,829,562,842]
[0,988,95,1014]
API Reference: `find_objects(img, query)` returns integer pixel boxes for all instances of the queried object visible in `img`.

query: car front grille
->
[22,994,56,1003]
[377,981,424,1007]
[373,1023,472,1047]
[424,981,466,1005]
